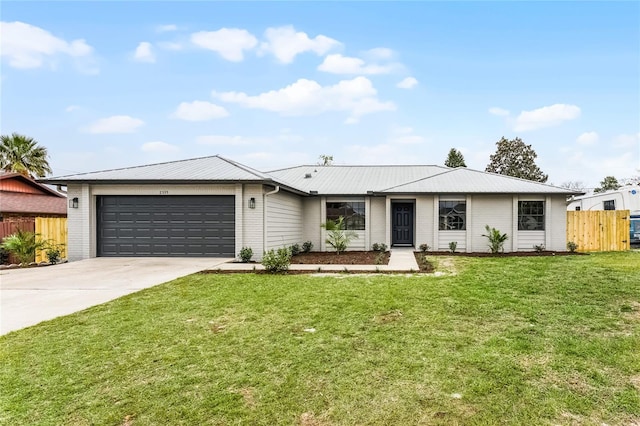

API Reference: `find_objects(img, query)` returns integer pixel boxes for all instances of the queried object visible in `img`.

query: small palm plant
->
[1,229,49,266]
[321,216,358,255]
[482,225,508,254]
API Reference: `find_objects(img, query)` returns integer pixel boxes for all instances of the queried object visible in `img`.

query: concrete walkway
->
[213,248,420,272]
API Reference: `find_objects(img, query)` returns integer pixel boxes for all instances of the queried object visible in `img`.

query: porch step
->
[387,247,420,270]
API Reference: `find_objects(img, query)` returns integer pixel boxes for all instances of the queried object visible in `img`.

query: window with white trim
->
[603,200,615,210]
[439,200,466,230]
[518,201,545,230]
[326,202,365,230]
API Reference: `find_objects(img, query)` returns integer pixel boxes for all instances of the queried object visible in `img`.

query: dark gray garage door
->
[97,195,235,257]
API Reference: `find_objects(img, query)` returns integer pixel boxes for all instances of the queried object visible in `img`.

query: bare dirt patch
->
[291,251,389,265]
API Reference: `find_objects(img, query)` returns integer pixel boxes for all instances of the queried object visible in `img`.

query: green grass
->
[1,252,639,425]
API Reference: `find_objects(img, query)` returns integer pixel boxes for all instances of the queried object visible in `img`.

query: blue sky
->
[1,1,638,188]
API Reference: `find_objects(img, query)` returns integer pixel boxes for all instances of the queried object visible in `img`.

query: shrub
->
[0,247,9,265]
[533,244,545,253]
[45,244,64,264]
[321,216,357,255]
[239,246,253,263]
[567,241,578,253]
[261,247,291,273]
[418,243,430,253]
[482,225,509,254]
[1,229,48,266]
[448,241,457,253]
[374,252,386,265]
[371,242,387,252]
[289,243,301,256]
[302,241,313,253]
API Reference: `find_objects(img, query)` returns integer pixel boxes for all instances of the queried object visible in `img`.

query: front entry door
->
[392,203,414,246]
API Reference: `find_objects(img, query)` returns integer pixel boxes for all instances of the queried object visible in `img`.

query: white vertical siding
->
[415,195,434,249]
[67,184,91,261]
[370,197,387,247]
[470,195,514,252]
[266,190,304,251]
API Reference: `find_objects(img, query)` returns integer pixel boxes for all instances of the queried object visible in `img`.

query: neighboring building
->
[44,156,581,261]
[0,172,67,222]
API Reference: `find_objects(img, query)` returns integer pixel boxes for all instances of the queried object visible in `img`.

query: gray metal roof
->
[46,155,273,183]
[379,168,582,195]
[267,165,448,195]
[44,156,580,196]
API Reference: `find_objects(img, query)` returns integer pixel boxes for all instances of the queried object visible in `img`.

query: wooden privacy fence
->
[35,217,68,263]
[567,210,630,252]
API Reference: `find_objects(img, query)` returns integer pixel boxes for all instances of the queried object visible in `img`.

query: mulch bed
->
[417,251,587,257]
[291,251,390,265]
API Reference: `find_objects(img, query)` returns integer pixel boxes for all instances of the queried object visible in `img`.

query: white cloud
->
[191,28,257,62]
[396,77,418,89]
[514,103,581,131]
[157,41,183,51]
[388,126,425,144]
[141,141,179,152]
[156,24,178,33]
[171,101,229,121]
[213,76,395,123]
[576,131,598,145]
[0,21,95,70]
[86,115,144,134]
[318,54,397,75]
[133,42,155,63]
[65,105,80,112]
[365,47,394,60]
[489,107,510,116]
[260,25,341,63]
[196,135,257,146]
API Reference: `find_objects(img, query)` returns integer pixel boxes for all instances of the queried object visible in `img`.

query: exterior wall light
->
[69,197,79,209]
[248,197,256,209]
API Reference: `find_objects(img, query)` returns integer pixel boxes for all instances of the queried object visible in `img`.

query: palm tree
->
[0,133,52,178]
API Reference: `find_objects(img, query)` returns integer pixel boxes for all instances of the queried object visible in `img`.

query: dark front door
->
[392,203,414,246]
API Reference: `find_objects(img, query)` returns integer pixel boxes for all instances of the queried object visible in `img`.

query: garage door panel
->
[97,195,235,257]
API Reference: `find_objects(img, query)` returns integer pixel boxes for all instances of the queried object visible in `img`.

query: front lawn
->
[1,252,639,425]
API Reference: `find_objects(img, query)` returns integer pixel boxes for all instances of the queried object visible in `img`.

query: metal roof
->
[267,165,448,195]
[378,168,582,195]
[44,156,581,196]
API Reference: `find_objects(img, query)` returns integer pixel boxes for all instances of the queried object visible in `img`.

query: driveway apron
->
[0,257,230,335]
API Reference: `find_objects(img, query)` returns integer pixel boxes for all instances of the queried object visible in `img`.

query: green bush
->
[45,244,64,264]
[567,241,578,253]
[1,229,48,266]
[419,243,430,253]
[239,246,253,263]
[289,243,301,256]
[533,244,545,253]
[302,241,313,253]
[448,241,457,253]
[321,216,357,255]
[482,225,509,254]
[261,248,291,273]
[371,242,387,252]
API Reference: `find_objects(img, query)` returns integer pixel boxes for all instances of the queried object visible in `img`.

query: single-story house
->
[0,172,67,222]
[44,156,581,261]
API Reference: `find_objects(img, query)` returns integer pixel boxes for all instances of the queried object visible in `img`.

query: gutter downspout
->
[263,185,280,255]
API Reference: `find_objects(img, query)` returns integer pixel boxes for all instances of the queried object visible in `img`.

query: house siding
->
[470,195,514,252]
[438,231,466,251]
[302,198,322,251]
[548,195,568,251]
[266,190,303,251]
[242,184,264,259]
[415,195,434,250]
[369,197,386,248]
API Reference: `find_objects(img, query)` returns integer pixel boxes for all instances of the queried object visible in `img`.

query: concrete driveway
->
[0,257,231,335]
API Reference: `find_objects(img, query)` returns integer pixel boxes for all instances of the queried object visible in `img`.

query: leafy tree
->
[594,176,620,193]
[485,137,548,183]
[0,133,52,178]
[444,148,467,168]
[318,154,333,166]
[560,181,586,191]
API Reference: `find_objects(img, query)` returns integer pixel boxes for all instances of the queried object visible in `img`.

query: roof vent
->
[304,173,312,178]
[310,190,318,195]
